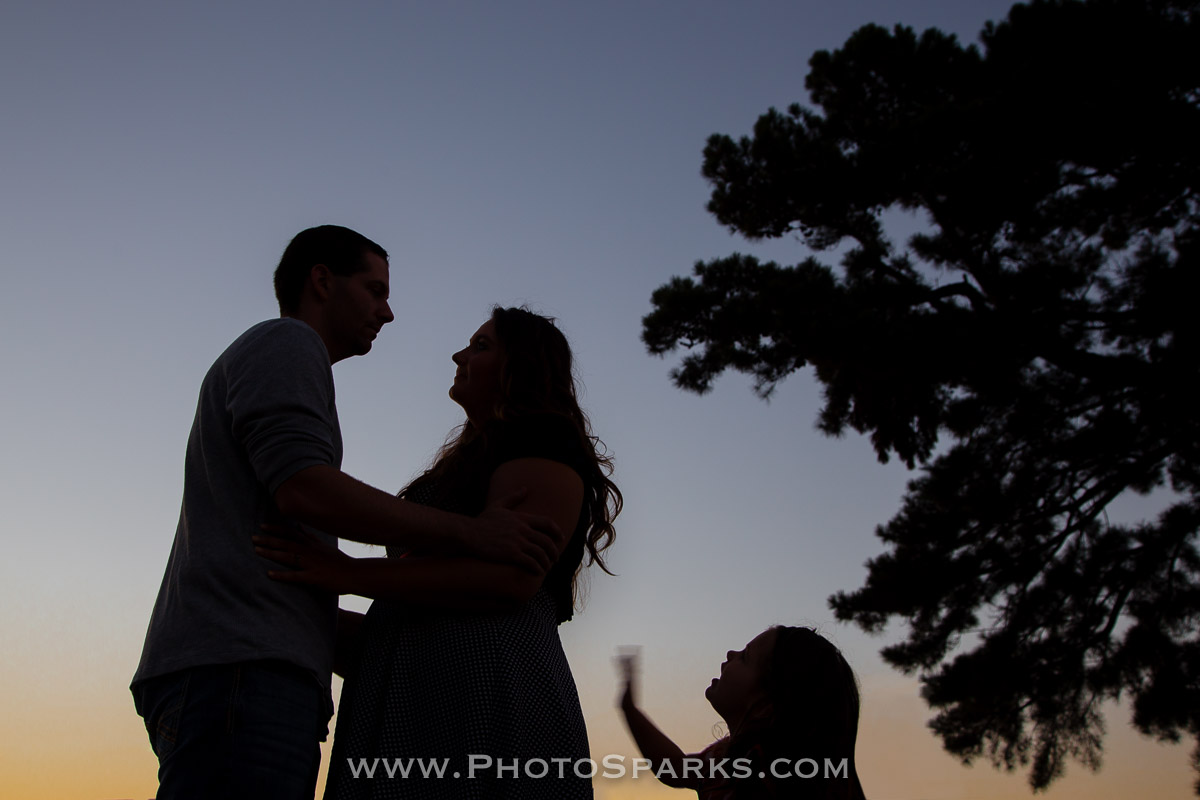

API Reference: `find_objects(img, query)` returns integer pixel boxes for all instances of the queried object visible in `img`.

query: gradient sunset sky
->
[1,1,1193,798]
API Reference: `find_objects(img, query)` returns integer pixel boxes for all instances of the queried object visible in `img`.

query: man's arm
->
[260,458,582,606]
[233,323,556,572]
[274,556,545,612]
[274,464,558,573]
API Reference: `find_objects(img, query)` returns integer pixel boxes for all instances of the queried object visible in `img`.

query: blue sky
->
[1,2,1192,797]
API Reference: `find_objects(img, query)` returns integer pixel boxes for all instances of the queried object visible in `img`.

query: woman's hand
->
[254,524,357,593]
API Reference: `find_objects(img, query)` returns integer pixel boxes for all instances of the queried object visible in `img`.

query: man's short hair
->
[274,225,389,314]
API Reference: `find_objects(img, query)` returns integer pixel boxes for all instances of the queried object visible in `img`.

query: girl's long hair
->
[725,627,866,800]
[401,306,621,595]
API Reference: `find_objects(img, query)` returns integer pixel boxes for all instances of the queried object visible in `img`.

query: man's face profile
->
[326,252,393,360]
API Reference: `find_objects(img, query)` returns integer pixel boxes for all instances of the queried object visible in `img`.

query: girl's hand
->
[615,645,641,711]
[254,524,356,593]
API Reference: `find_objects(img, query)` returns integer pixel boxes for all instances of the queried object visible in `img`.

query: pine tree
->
[643,0,1200,790]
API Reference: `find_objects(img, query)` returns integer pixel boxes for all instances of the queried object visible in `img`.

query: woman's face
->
[705,628,777,730]
[450,319,506,424]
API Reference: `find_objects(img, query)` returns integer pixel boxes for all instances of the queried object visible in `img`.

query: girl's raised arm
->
[617,651,703,790]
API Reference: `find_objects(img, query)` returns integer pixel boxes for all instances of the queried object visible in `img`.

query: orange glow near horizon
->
[3,666,1194,799]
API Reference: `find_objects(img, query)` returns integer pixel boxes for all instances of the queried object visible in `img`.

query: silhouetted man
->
[131,225,556,799]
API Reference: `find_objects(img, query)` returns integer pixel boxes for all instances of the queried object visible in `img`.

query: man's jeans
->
[133,660,329,800]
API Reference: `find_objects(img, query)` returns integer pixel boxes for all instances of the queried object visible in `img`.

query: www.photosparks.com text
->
[346,755,851,781]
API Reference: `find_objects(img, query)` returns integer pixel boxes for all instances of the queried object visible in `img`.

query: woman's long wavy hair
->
[725,627,866,800]
[401,306,621,589]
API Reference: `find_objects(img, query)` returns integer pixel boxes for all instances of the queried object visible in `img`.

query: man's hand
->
[254,524,358,593]
[466,488,562,575]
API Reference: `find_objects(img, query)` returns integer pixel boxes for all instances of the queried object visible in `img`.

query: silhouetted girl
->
[619,626,867,800]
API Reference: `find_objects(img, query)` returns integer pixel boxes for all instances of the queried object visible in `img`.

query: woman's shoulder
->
[487,413,589,471]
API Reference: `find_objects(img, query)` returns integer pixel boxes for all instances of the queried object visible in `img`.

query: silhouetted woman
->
[258,306,621,799]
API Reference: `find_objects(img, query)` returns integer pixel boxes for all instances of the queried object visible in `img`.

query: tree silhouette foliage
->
[643,0,1200,791]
